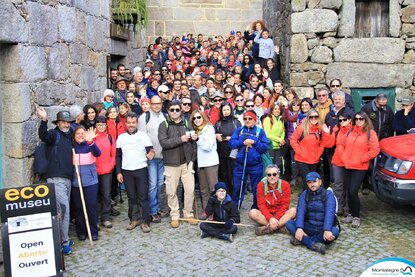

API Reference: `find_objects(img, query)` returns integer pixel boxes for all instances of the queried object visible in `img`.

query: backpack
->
[34,132,61,176]
[261,177,282,196]
[305,187,341,232]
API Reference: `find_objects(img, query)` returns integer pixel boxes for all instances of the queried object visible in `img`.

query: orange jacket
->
[339,126,380,170]
[256,179,291,221]
[290,123,328,164]
[329,125,352,167]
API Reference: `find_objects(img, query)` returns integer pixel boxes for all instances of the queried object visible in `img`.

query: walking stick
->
[178,218,255,228]
[238,146,249,210]
[72,149,94,247]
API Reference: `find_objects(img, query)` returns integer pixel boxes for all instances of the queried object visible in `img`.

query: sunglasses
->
[161,69,168,71]
[213,99,223,103]
[235,99,244,102]
[243,117,253,121]
[267,173,278,177]
[153,73,161,76]
[160,91,170,94]
[246,105,254,108]
[225,91,233,94]
[182,102,191,106]
[193,115,202,120]
[292,104,300,106]
[355,117,365,121]
[309,115,319,119]
[169,108,181,113]
[166,63,172,66]
[338,118,349,122]
[317,94,327,97]
[331,85,340,88]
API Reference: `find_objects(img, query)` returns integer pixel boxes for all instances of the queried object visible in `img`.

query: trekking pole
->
[177,218,256,227]
[72,149,94,247]
[238,146,249,210]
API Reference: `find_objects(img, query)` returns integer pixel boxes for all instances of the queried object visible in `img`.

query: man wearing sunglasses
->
[158,101,197,228]
[249,164,296,235]
[361,92,394,140]
[158,84,173,115]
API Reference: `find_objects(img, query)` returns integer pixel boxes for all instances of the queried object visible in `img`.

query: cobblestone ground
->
[2,186,414,276]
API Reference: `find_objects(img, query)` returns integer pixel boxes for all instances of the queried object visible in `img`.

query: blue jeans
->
[148,158,165,216]
[286,220,340,249]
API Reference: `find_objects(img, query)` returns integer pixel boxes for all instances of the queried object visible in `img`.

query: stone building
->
[264,0,415,106]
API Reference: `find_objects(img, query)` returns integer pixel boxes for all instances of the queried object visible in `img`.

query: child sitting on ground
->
[200,182,240,242]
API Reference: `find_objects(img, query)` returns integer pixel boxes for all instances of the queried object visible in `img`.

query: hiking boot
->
[199,211,207,220]
[140,223,151,233]
[151,214,161,223]
[255,225,274,236]
[200,231,209,239]
[290,237,301,246]
[101,221,113,229]
[222,233,233,242]
[184,217,198,225]
[92,235,99,241]
[311,242,326,254]
[351,217,361,228]
[126,220,141,230]
[63,244,73,255]
[170,219,180,228]
[342,214,353,223]
[276,226,289,235]
[157,210,170,218]
[110,207,121,216]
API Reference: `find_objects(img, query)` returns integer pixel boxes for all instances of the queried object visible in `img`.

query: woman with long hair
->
[223,84,236,108]
[126,91,143,116]
[298,97,313,122]
[290,109,329,190]
[117,102,132,128]
[268,80,284,108]
[284,99,301,184]
[191,110,219,219]
[339,111,379,228]
[262,103,285,171]
[81,104,98,129]
[241,54,254,83]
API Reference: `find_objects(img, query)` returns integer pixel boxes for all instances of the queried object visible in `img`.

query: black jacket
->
[361,100,394,140]
[205,194,240,223]
[38,121,74,180]
[214,117,241,158]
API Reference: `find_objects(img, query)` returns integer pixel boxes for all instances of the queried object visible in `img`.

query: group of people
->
[37,21,415,256]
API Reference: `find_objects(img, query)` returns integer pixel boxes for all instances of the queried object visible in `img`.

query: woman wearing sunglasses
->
[191,110,219,219]
[338,111,379,228]
[290,109,329,191]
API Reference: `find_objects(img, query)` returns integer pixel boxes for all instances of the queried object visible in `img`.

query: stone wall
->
[0,0,145,188]
[265,0,415,100]
[146,0,263,42]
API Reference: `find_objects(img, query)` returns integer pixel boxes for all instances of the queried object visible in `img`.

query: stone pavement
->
[60,186,415,277]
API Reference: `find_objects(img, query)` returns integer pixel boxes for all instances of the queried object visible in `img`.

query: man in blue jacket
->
[229,111,268,210]
[286,172,340,254]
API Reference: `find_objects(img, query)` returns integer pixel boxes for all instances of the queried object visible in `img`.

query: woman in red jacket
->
[339,111,379,228]
[326,110,353,216]
[290,109,329,190]
[94,116,117,228]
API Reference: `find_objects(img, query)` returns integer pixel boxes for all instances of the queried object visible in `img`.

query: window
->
[355,0,389,38]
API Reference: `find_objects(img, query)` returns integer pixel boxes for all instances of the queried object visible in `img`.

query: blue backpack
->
[34,132,61,176]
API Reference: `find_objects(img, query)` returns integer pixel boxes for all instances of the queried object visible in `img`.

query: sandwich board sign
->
[0,183,63,276]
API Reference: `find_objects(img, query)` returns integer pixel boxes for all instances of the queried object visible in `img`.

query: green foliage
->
[112,0,148,32]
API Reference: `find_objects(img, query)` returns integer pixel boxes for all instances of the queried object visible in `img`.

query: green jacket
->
[263,115,285,150]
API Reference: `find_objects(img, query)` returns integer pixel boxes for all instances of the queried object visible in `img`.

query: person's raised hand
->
[85,127,98,143]
[37,107,47,121]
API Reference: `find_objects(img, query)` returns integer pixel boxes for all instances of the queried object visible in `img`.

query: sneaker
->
[222,233,233,242]
[311,242,326,254]
[151,214,161,224]
[342,214,353,223]
[92,235,99,241]
[170,219,180,228]
[362,188,370,195]
[140,223,151,233]
[199,211,207,220]
[290,236,301,246]
[184,217,198,225]
[200,231,209,239]
[78,234,86,241]
[126,220,141,230]
[63,244,72,255]
[101,221,113,228]
[255,225,274,236]
[351,217,361,228]
[157,210,170,218]
[110,207,121,216]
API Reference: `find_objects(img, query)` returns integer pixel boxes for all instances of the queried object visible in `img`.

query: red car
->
[373,134,415,206]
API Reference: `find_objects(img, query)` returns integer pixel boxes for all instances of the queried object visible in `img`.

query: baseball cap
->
[305,172,321,182]
[399,96,414,105]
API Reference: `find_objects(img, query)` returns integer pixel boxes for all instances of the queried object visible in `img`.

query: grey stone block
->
[80,66,97,91]
[47,43,70,80]
[338,0,355,37]
[3,156,33,188]
[4,121,37,158]
[316,0,342,9]
[2,83,31,123]
[290,34,308,63]
[333,38,405,63]
[76,11,86,45]
[290,71,325,86]
[291,9,338,33]
[27,1,58,46]
[292,0,306,12]
[403,0,415,5]
[57,5,76,42]
[389,0,401,37]
[311,46,333,63]
[110,39,128,56]
[326,62,415,88]
[0,0,28,43]
[403,50,415,64]
[402,24,415,37]
[70,43,88,64]
[33,81,67,106]
[307,38,320,49]
[322,37,337,49]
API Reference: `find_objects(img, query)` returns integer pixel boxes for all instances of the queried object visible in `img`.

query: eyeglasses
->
[235,99,244,102]
[292,104,300,106]
[331,85,340,88]
[317,94,327,98]
[182,102,191,106]
[213,99,223,103]
[193,116,202,120]
[246,105,254,108]
[338,118,349,122]
[154,73,161,76]
[309,115,319,119]
[166,63,172,66]
[355,117,365,121]
[243,117,253,121]
[151,102,162,105]
[96,123,107,127]
[169,108,181,113]
[267,173,278,177]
